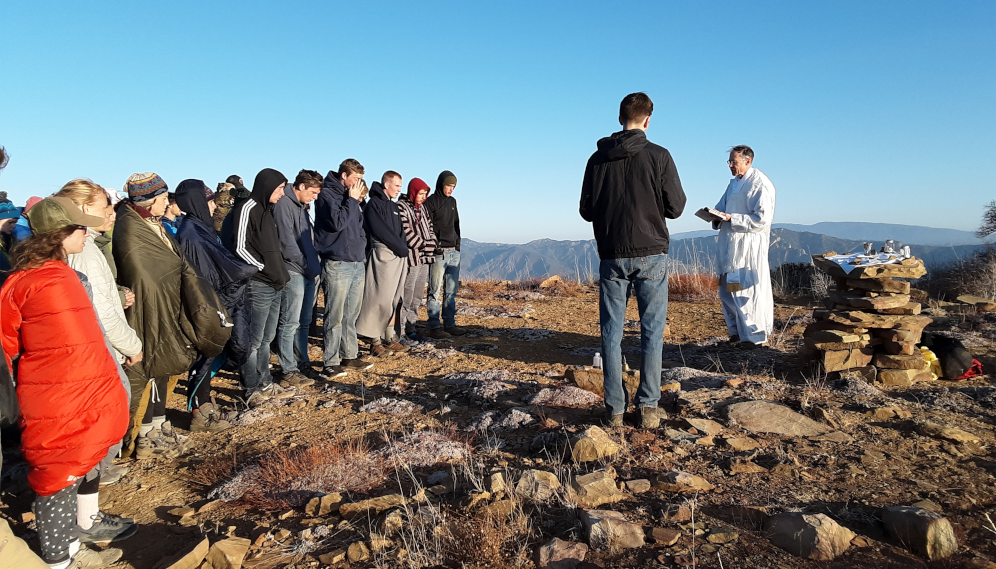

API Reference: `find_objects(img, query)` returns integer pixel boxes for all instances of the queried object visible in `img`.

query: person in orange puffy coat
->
[0,196,129,568]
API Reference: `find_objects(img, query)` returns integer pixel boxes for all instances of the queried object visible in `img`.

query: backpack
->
[921,333,974,379]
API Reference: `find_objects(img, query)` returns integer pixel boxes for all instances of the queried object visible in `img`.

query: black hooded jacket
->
[579,129,686,259]
[221,168,290,290]
[424,170,461,251]
[363,182,409,258]
[176,180,258,309]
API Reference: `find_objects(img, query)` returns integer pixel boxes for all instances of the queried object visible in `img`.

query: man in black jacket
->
[424,170,465,338]
[222,168,295,406]
[356,171,410,356]
[580,92,686,429]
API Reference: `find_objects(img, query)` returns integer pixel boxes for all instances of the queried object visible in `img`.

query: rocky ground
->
[2,280,996,568]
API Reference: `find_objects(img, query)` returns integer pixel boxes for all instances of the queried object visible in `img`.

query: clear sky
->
[2,1,993,243]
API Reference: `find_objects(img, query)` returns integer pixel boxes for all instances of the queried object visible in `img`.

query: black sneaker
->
[78,511,137,544]
[299,366,325,381]
[321,366,348,378]
[445,325,468,336]
[427,328,452,339]
[342,358,374,371]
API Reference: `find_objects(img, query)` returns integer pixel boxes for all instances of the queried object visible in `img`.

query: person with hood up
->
[356,171,411,357]
[175,180,258,431]
[114,173,195,459]
[314,159,374,378]
[221,168,295,406]
[2,196,131,569]
[579,92,686,429]
[424,170,466,339]
[273,170,323,384]
[395,177,437,344]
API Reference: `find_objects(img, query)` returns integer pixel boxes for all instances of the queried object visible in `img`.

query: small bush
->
[668,272,719,301]
[920,245,996,301]
[770,262,833,299]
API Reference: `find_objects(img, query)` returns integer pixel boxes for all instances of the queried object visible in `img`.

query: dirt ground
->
[2,281,995,568]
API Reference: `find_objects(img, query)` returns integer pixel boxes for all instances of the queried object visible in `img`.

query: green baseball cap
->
[26,196,105,235]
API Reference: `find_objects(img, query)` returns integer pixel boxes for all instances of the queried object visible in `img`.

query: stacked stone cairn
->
[804,254,932,386]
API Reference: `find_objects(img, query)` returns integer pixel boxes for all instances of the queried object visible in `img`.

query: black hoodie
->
[221,168,290,290]
[363,182,409,258]
[579,129,686,259]
[423,170,461,251]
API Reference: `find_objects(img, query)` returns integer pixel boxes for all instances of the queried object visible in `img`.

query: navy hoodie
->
[314,171,366,263]
[363,182,409,258]
[273,184,321,279]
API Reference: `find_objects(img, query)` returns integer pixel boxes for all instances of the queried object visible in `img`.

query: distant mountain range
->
[461,223,989,281]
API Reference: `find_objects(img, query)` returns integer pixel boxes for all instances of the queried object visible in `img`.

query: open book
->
[695,207,725,223]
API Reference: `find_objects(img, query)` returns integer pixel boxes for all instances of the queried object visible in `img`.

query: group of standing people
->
[581,92,776,429]
[0,145,467,568]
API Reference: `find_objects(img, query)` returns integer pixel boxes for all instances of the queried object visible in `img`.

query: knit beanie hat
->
[204,185,216,202]
[442,174,457,186]
[125,172,168,202]
[24,196,43,211]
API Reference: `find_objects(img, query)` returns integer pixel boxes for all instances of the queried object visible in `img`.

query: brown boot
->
[370,341,394,358]
[384,339,410,354]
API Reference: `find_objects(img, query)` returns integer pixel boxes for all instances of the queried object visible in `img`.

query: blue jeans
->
[321,260,364,366]
[242,280,282,394]
[599,253,670,416]
[427,250,460,329]
[298,274,318,365]
[276,271,306,373]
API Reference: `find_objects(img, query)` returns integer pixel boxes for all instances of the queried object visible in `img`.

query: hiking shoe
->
[135,428,186,460]
[342,358,374,371]
[321,365,348,378]
[728,334,741,343]
[427,328,451,339]
[98,463,129,486]
[78,511,137,544]
[369,341,393,358]
[384,340,410,354]
[260,383,296,399]
[190,408,233,433]
[69,544,124,568]
[640,407,666,429]
[738,341,764,350]
[246,390,271,408]
[602,413,624,428]
[445,325,468,336]
[281,371,315,388]
[299,366,325,381]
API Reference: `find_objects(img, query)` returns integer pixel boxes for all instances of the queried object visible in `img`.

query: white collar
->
[736,167,755,180]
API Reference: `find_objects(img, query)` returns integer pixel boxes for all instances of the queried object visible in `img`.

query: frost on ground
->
[527,386,602,407]
[232,408,274,426]
[834,377,885,399]
[506,328,556,342]
[360,397,420,416]
[409,343,459,360]
[460,342,500,354]
[468,382,516,402]
[496,291,544,300]
[465,408,535,432]
[379,430,472,467]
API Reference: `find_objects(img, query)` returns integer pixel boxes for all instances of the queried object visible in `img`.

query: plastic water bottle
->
[593,352,603,370]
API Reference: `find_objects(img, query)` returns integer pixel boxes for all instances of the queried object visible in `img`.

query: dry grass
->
[461,277,588,299]
[669,272,720,302]
[211,438,389,510]
[437,507,535,568]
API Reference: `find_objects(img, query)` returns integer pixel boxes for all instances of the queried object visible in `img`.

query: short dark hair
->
[0,146,8,171]
[619,92,653,125]
[167,192,177,205]
[294,169,323,189]
[381,170,401,184]
[730,145,754,162]
[339,159,364,177]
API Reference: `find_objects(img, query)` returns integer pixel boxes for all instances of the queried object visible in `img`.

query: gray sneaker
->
[69,544,123,568]
[640,407,666,429]
[260,383,296,399]
[246,390,271,409]
[281,371,315,387]
[78,511,137,543]
[98,463,129,486]
[135,428,187,460]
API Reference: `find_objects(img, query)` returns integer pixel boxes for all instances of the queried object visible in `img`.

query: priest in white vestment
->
[712,145,776,346]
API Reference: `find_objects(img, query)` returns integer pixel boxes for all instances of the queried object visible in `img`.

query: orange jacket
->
[1,261,128,496]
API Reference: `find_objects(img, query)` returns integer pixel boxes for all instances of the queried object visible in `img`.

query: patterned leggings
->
[34,475,95,564]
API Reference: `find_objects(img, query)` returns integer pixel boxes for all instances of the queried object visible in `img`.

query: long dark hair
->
[10,225,77,272]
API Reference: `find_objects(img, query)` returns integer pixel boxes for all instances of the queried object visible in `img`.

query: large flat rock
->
[726,401,829,437]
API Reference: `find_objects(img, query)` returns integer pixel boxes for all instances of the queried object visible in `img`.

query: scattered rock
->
[347,541,371,562]
[763,512,854,561]
[911,499,943,513]
[652,471,714,493]
[539,275,561,288]
[168,506,195,518]
[651,527,681,546]
[534,537,588,569]
[568,426,621,462]
[569,468,626,508]
[665,504,693,522]
[486,472,506,495]
[380,509,403,536]
[728,460,767,474]
[726,401,829,436]
[702,505,768,530]
[707,528,739,544]
[318,549,346,565]
[515,470,562,502]
[724,437,761,451]
[579,509,645,549]
[916,422,979,444]
[694,435,715,446]
[205,537,250,569]
[684,418,724,435]
[164,537,209,569]
[809,431,854,443]
[339,494,407,520]
[882,506,958,560]
[304,493,343,516]
[625,479,652,494]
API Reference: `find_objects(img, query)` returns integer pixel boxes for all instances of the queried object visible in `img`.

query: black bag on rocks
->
[921,332,973,379]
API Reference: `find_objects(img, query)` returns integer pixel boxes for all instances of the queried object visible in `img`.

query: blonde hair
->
[56,179,109,208]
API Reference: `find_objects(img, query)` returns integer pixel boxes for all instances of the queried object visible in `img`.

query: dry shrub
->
[437,507,535,567]
[668,272,719,301]
[460,280,507,300]
[921,245,996,301]
[212,438,388,510]
[380,427,473,468]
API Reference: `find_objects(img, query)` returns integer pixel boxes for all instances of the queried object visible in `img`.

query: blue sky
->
[1,1,993,243]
